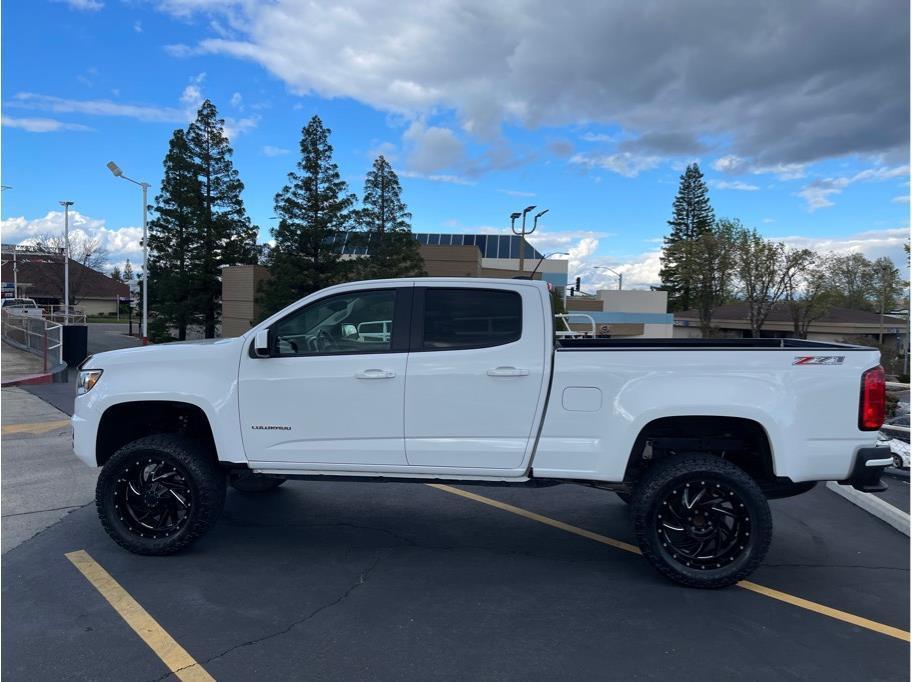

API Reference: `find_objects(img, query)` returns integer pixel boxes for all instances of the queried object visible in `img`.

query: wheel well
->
[624,416,775,485]
[96,401,217,467]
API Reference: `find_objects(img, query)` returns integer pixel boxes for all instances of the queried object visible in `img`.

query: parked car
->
[1,297,42,316]
[71,278,889,588]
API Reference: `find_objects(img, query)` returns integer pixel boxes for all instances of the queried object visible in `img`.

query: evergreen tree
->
[110,265,122,282]
[260,115,357,315]
[659,163,715,311]
[123,260,134,281]
[355,155,425,280]
[148,129,204,340]
[185,99,258,337]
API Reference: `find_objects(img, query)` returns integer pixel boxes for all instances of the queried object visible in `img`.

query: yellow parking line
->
[65,550,214,681]
[428,483,910,643]
[2,419,71,435]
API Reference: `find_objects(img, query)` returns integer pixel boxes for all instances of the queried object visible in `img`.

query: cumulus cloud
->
[713,180,760,191]
[402,121,466,174]
[780,227,909,274]
[1,116,93,133]
[159,0,907,168]
[53,0,103,11]
[796,165,909,210]
[1,211,143,269]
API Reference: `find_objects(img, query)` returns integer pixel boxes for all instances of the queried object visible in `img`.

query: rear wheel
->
[631,454,772,588]
[229,472,286,493]
[96,435,226,555]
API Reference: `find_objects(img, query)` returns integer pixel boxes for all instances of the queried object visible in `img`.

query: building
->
[564,289,674,338]
[221,233,570,337]
[0,244,128,315]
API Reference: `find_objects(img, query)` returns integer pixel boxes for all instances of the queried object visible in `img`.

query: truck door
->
[238,286,411,467]
[404,284,548,471]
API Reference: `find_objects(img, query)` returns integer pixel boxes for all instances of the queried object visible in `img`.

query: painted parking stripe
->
[428,484,910,643]
[2,419,71,435]
[65,550,214,681]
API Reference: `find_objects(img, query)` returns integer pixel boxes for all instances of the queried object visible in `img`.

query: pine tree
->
[355,155,425,280]
[148,129,204,340]
[659,163,715,311]
[260,115,357,315]
[123,260,134,281]
[110,266,122,282]
[185,100,258,337]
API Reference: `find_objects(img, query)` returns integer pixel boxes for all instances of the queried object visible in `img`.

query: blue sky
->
[2,0,909,289]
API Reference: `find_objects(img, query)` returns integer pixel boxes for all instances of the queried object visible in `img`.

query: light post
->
[59,201,74,321]
[107,161,150,344]
[511,205,537,273]
[593,265,623,290]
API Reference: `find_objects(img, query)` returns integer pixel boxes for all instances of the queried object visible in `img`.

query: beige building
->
[565,289,674,338]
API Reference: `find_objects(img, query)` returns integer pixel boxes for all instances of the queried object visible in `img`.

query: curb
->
[1,362,69,387]
[826,481,910,537]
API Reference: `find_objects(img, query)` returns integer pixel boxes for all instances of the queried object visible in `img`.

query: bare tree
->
[783,250,833,339]
[30,232,109,305]
[692,218,738,336]
[733,228,807,337]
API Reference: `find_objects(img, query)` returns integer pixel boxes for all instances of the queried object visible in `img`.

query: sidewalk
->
[1,341,60,386]
[1,387,97,553]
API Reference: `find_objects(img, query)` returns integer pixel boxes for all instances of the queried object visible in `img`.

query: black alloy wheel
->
[97,434,226,555]
[631,453,772,588]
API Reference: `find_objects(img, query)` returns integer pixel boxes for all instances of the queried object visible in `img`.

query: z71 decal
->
[792,356,845,365]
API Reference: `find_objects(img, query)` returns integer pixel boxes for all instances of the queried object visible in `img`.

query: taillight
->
[859,365,886,430]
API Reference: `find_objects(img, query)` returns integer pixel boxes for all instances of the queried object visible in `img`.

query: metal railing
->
[42,304,87,325]
[1,308,63,372]
[883,381,910,436]
[556,313,597,339]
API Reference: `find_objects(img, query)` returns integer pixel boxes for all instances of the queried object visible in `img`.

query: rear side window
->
[421,288,522,350]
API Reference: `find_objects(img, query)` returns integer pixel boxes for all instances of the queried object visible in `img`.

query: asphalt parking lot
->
[2,330,910,680]
[2,396,910,681]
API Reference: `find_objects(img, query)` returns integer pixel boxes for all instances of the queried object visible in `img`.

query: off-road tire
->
[229,472,287,493]
[96,434,226,555]
[631,454,772,588]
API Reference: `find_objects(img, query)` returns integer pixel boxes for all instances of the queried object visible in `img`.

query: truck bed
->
[557,338,873,350]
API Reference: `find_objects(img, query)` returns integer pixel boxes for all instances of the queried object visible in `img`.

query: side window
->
[422,288,522,350]
[272,289,397,356]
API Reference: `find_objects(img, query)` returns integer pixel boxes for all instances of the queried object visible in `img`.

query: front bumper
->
[837,447,891,493]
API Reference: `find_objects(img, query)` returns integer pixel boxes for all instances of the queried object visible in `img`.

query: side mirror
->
[254,328,271,358]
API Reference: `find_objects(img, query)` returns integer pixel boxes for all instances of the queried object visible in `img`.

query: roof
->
[330,232,544,260]
[677,301,908,326]
[1,253,129,300]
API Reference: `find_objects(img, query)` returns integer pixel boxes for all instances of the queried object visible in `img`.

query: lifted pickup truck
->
[72,278,890,588]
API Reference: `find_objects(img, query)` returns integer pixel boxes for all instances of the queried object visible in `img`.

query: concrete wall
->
[222,264,271,338]
[78,298,119,315]
[598,289,668,313]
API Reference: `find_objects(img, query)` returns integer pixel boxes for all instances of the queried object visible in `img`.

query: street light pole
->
[593,265,623,290]
[59,201,74,321]
[511,205,537,273]
[107,161,150,344]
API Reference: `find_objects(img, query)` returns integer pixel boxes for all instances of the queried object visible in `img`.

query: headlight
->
[77,369,103,395]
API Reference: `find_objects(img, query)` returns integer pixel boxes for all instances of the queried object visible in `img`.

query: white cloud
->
[262,145,290,157]
[569,151,660,177]
[230,91,243,108]
[53,0,103,11]
[402,121,465,174]
[133,20,143,32]
[398,170,474,186]
[8,93,185,123]
[713,180,760,191]
[1,211,143,267]
[712,155,805,180]
[223,116,258,139]
[497,189,535,197]
[712,155,746,173]
[892,195,910,204]
[796,165,909,211]
[580,132,614,143]
[780,227,909,273]
[1,116,93,133]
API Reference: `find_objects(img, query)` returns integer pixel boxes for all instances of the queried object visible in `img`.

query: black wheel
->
[631,454,772,588]
[615,491,632,504]
[96,435,226,555]
[229,472,286,493]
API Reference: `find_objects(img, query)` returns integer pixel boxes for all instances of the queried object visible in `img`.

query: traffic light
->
[575,276,581,292]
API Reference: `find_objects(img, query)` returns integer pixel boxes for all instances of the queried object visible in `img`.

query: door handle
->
[355,369,396,379]
[486,366,529,377]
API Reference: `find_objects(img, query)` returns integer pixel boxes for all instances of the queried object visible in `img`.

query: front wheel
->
[631,454,772,588]
[96,435,226,555]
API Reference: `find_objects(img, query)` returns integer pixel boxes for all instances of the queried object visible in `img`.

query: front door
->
[239,286,411,467]
[403,284,548,471]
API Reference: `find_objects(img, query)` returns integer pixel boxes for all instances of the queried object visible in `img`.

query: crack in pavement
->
[2,504,86,518]
[143,551,387,682]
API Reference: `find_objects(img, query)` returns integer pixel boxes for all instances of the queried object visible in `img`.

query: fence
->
[1,309,63,373]
[42,305,87,326]
[884,381,911,437]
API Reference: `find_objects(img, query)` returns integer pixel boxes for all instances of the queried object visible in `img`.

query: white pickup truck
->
[72,278,890,588]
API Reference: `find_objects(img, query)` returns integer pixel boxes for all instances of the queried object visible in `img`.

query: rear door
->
[403,283,549,472]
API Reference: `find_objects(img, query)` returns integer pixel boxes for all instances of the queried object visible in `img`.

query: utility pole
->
[59,201,74,320]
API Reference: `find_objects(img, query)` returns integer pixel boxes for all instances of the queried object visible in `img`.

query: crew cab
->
[72,278,890,588]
